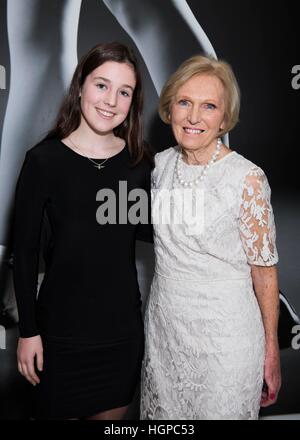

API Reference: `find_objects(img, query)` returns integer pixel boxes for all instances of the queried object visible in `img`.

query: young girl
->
[13,42,152,420]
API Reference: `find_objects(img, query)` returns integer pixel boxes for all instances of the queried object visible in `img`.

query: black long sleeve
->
[13,150,48,337]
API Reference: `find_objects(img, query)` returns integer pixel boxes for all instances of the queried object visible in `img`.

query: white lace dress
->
[140,146,278,420]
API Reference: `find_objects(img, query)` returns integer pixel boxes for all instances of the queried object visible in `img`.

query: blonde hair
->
[159,55,241,136]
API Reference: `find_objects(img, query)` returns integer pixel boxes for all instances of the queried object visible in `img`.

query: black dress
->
[13,138,152,419]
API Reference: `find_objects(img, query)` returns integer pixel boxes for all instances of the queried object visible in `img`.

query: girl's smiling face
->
[80,61,136,134]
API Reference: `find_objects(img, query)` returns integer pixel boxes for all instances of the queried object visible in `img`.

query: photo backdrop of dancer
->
[0,0,299,419]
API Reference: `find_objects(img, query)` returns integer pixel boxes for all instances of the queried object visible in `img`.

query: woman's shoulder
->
[154,146,178,167]
[228,150,265,178]
[225,150,272,198]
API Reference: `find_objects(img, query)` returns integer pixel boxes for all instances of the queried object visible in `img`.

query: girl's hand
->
[17,335,43,386]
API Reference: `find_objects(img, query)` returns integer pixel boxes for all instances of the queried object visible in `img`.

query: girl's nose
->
[103,90,117,107]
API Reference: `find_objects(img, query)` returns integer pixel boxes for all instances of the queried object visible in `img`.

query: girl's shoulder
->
[26,137,64,162]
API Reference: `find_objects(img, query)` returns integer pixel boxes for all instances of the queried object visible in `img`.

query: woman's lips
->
[183,127,205,135]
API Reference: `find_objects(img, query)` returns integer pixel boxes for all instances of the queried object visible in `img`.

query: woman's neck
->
[181,143,216,166]
[181,139,231,165]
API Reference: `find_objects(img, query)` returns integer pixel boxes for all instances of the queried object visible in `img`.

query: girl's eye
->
[178,100,189,106]
[120,90,130,97]
[96,83,107,90]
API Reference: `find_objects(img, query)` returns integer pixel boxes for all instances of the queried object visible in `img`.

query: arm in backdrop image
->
[0,0,81,254]
[102,0,229,147]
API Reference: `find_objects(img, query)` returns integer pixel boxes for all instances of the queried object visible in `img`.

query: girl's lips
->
[96,108,116,119]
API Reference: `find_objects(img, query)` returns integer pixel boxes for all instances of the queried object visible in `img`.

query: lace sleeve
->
[238,167,278,266]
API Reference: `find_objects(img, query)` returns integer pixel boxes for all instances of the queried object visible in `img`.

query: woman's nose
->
[187,107,201,125]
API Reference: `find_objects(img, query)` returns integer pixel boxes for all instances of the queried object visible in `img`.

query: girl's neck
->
[69,124,124,157]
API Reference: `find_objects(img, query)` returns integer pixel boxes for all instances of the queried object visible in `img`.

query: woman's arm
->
[239,166,281,407]
[251,265,281,406]
[251,265,280,346]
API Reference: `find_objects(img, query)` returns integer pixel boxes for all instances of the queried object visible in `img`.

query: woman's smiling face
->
[170,74,226,152]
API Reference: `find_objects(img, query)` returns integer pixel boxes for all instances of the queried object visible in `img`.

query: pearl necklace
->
[175,138,222,187]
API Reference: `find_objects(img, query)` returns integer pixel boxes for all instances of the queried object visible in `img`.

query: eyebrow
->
[94,76,134,91]
[177,94,218,103]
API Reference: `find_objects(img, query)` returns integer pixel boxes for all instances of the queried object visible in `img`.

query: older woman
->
[141,55,281,420]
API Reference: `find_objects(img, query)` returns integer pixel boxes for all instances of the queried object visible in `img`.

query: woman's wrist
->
[265,337,280,355]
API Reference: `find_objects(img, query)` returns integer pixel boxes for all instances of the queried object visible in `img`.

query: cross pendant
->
[95,164,105,170]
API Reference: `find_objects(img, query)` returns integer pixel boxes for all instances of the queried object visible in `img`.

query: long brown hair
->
[46,42,146,165]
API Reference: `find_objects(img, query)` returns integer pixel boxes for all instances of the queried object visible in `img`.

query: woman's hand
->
[260,343,281,407]
[17,335,43,386]
[250,265,281,408]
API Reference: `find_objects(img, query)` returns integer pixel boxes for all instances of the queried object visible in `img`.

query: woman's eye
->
[178,100,189,106]
[205,103,216,109]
